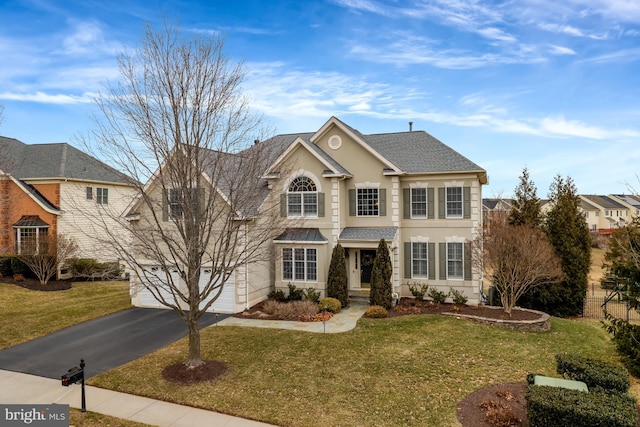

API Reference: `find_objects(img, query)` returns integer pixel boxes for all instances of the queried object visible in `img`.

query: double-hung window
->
[446,187,462,218]
[96,187,109,205]
[411,188,427,218]
[447,242,464,279]
[282,248,317,282]
[167,189,184,220]
[357,188,379,216]
[287,176,318,217]
[15,227,48,255]
[411,242,428,278]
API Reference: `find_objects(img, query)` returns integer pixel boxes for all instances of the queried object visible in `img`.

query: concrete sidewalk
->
[0,369,275,426]
[218,305,367,332]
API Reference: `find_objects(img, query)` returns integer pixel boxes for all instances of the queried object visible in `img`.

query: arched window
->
[287,176,318,217]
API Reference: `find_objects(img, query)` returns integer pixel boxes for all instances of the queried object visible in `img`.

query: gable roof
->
[580,195,626,210]
[265,116,487,182]
[0,136,132,185]
[611,194,640,209]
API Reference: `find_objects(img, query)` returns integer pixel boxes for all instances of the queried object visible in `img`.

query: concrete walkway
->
[217,305,367,333]
[0,306,366,426]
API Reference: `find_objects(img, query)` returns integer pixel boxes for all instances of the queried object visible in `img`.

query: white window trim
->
[15,226,49,255]
[286,174,320,218]
[445,186,463,219]
[446,241,464,281]
[411,241,429,279]
[282,247,318,283]
[356,187,380,217]
[282,170,322,192]
[410,187,428,219]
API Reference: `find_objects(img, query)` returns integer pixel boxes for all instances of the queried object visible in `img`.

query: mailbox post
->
[61,359,86,412]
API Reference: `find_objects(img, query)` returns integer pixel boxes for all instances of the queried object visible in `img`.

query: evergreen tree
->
[521,175,591,316]
[327,243,349,307]
[369,239,393,309]
[509,167,542,227]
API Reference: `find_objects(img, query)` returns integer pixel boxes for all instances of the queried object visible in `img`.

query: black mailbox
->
[61,366,84,387]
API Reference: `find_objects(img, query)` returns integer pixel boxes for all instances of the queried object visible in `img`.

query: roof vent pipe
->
[409,122,413,132]
[254,139,260,145]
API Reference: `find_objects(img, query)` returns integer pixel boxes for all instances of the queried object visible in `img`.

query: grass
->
[0,281,132,349]
[70,409,152,427]
[90,315,620,427]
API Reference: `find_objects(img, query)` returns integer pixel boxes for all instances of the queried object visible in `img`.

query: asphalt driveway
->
[0,308,228,379]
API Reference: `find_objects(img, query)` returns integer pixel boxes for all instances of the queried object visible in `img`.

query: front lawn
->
[0,281,131,349]
[90,315,619,427]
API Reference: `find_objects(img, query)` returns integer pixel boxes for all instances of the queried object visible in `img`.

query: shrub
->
[526,385,637,427]
[303,287,321,303]
[66,258,122,280]
[0,256,13,276]
[319,297,341,313]
[268,289,287,302]
[327,243,349,308]
[364,305,388,318]
[13,274,25,282]
[450,288,468,305]
[428,287,449,304]
[10,257,29,276]
[286,283,304,301]
[407,281,428,300]
[369,239,393,309]
[262,300,319,320]
[555,353,630,393]
[604,315,640,377]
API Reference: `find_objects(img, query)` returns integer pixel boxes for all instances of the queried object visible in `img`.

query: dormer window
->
[287,176,318,217]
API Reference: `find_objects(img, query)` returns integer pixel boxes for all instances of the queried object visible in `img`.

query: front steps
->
[349,290,370,306]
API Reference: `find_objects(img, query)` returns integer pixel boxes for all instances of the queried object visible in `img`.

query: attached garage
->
[137,266,180,309]
[198,268,236,314]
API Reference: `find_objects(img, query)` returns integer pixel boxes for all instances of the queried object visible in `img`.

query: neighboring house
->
[579,195,629,235]
[482,198,513,228]
[579,198,601,233]
[0,136,135,264]
[129,117,488,313]
[610,194,640,220]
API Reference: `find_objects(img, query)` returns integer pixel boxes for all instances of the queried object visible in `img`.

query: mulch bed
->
[457,382,528,427]
[1,277,72,291]
[390,298,542,321]
[162,360,229,384]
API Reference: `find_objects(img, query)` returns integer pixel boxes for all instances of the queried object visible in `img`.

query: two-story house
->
[610,194,640,220]
[128,117,487,313]
[0,136,135,264]
[579,195,629,236]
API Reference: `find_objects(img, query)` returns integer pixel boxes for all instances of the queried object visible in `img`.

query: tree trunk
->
[185,315,204,368]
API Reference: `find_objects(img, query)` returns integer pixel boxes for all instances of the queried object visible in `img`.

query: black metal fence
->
[583,295,640,322]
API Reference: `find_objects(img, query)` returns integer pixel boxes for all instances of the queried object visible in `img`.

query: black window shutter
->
[349,189,356,216]
[439,242,446,280]
[379,189,387,216]
[464,242,472,280]
[438,188,445,219]
[403,188,410,219]
[463,187,471,219]
[318,192,325,217]
[428,242,435,280]
[404,242,411,279]
[428,188,435,219]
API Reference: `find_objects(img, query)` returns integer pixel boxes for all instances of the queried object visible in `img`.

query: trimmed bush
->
[319,297,341,313]
[556,353,630,393]
[268,289,287,302]
[427,287,449,304]
[303,287,321,303]
[369,239,393,309]
[0,256,13,277]
[326,244,349,308]
[261,300,318,320]
[364,305,388,318]
[526,385,637,427]
[66,258,122,280]
[286,283,304,301]
[407,281,428,300]
[450,288,468,305]
[10,257,29,276]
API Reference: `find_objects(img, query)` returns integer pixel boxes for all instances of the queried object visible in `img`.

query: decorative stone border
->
[441,306,551,332]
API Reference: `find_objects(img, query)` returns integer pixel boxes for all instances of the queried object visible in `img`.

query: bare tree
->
[474,220,563,315]
[17,233,78,285]
[83,22,285,368]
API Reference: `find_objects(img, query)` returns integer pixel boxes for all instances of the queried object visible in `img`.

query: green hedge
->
[527,385,637,427]
[0,256,34,278]
[556,353,630,393]
[65,258,122,280]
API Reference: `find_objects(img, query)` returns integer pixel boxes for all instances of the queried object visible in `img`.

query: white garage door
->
[199,268,236,313]
[138,266,180,309]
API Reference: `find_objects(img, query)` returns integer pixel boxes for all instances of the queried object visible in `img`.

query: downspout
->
[245,221,250,310]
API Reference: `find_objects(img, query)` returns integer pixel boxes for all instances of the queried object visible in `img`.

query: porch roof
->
[338,227,397,242]
[274,228,328,243]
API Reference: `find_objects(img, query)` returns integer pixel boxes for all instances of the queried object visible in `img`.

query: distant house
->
[610,194,640,220]
[482,198,513,227]
[128,117,488,313]
[579,195,629,235]
[0,136,135,265]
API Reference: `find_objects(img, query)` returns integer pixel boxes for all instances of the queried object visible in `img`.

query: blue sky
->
[1,0,639,197]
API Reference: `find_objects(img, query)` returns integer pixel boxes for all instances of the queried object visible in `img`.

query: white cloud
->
[0,91,95,104]
[549,45,577,55]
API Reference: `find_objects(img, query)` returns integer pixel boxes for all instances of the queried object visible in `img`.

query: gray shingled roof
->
[274,228,328,242]
[612,194,640,208]
[0,136,132,184]
[581,195,626,209]
[364,131,484,174]
[339,227,398,241]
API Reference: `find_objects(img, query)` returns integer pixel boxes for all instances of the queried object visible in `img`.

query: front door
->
[360,250,377,288]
